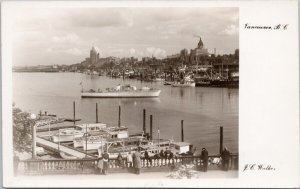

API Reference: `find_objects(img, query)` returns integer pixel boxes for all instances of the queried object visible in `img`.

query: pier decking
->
[36,137,96,159]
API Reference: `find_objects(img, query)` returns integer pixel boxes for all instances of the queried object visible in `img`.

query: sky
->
[11,7,239,66]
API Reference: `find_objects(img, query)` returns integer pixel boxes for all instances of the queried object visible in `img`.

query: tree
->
[13,107,35,153]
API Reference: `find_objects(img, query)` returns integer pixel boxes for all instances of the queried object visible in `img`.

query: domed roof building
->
[190,37,209,64]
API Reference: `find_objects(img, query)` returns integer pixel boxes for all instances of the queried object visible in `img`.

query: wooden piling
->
[220,126,223,154]
[181,120,184,142]
[143,109,146,133]
[150,115,153,140]
[118,106,121,127]
[73,101,76,125]
[96,103,98,123]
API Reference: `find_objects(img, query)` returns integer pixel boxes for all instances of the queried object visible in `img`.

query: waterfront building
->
[180,49,189,63]
[164,37,210,65]
[189,37,209,64]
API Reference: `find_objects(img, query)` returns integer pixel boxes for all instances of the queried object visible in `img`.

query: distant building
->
[105,56,120,63]
[90,46,100,64]
[142,57,153,62]
[164,37,210,65]
[189,37,209,64]
[166,54,180,59]
[234,49,239,59]
[180,49,189,63]
[98,56,120,66]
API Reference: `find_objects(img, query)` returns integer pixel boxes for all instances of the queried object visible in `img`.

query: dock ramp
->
[36,137,96,159]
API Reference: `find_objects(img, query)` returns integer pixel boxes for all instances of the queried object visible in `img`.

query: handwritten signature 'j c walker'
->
[243,164,276,171]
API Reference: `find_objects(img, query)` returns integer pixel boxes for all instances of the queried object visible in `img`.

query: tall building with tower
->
[90,46,100,64]
[189,37,209,64]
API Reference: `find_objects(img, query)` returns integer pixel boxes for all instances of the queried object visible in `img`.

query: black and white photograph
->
[11,6,239,178]
[2,1,299,188]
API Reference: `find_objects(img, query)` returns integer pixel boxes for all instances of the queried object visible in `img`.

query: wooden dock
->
[36,137,96,159]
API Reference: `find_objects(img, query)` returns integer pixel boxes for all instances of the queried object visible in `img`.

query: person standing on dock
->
[201,148,209,172]
[159,149,165,158]
[97,155,103,174]
[144,150,151,165]
[117,153,124,168]
[102,152,109,175]
[133,150,141,175]
[221,147,230,171]
[127,152,133,167]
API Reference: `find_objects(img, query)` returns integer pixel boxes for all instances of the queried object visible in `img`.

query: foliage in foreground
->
[13,107,35,153]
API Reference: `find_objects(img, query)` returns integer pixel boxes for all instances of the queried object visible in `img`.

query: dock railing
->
[16,154,238,175]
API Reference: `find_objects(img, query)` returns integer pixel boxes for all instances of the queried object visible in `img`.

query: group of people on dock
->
[96,152,109,175]
[97,150,143,175]
[200,147,231,172]
[96,147,231,175]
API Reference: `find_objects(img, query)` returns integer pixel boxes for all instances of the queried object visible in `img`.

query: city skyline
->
[12,7,239,66]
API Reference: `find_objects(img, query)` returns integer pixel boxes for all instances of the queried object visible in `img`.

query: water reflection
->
[121,98,161,106]
[180,88,184,98]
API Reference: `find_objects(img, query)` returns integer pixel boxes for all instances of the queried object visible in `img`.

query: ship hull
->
[83,141,106,151]
[81,90,161,98]
[210,80,239,88]
[171,83,195,87]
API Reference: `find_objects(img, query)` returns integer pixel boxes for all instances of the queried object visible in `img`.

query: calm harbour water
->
[13,72,238,154]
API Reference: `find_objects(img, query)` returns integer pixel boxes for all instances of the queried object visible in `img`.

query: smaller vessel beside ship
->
[51,129,83,143]
[171,76,195,87]
[81,84,161,98]
[171,80,195,87]
[51,123,107,143]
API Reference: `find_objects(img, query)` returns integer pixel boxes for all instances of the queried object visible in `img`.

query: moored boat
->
[171,80,195,87]
[73,126,129,149]
[194,77,211,87]
[82,135,107,151]
[51,123,108,143]
[51,128,83,143]
[76,123,107,133]
[164,81,174,85]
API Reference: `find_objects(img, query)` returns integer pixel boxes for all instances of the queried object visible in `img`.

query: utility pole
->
[118,106,121,127]
[181,120,184,142]
[150,115,153,141]
[73,101,76,125]
[96,103,98,123]
[143,109,146,133]
[220,126,223,154]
